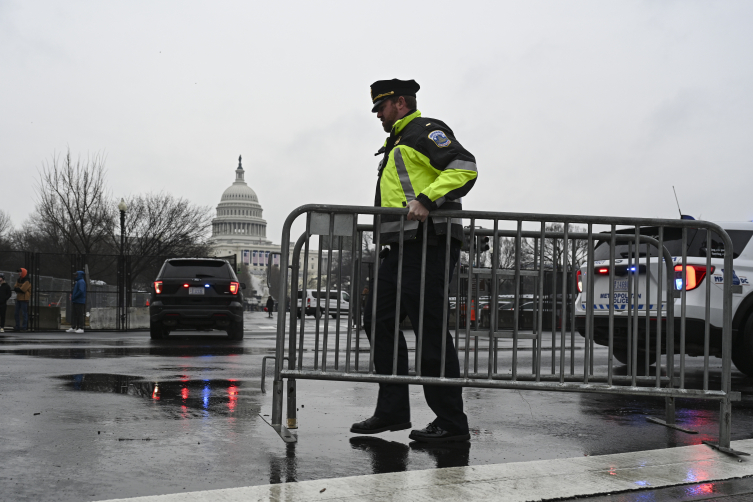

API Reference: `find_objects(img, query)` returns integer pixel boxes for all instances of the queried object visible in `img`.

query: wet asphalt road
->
[3,312,753,501]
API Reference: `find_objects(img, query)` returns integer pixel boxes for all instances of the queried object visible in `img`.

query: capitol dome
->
[221,180,259,202]
[211,156,270,243]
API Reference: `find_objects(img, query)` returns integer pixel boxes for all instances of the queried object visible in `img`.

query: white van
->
[296,289,350,318]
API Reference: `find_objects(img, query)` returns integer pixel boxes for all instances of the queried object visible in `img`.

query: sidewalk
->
[103,439,753,502]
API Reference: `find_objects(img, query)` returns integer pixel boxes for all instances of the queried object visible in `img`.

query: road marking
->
[101,439,753,501]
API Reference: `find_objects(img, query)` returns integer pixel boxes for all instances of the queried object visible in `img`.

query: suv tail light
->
[675,265,714,291]
[229,282,240,294]
[307,298,311,305]
[576,270,583,293]
[154,281,163,294]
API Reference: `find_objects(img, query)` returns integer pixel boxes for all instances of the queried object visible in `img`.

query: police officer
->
[351,79,477,443]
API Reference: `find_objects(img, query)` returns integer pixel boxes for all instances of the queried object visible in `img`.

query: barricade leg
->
[287,378,297,429]
[720,397,731,448]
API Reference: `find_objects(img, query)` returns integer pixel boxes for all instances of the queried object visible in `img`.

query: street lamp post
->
[118,198,127,330]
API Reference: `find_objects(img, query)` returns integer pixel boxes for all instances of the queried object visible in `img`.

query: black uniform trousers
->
[366,238,468,434]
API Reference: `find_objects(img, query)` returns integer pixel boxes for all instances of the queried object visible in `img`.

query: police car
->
[574,221,753,376]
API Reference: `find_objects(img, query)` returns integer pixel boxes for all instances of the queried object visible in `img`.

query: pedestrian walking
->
[0,274,11,332]
[266,296,275,318]
[351,79,478,443]
[13,268,31,332]
[67,271,86,334]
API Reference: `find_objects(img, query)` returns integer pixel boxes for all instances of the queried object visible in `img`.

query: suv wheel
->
[150,322,168,340]
[227,322,244,340]
[732,314,753,377]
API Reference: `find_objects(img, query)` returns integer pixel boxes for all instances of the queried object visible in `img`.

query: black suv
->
[149,258,245,340]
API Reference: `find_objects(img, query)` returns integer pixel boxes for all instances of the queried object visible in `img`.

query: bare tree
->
[0,210,13,250]
[114,192,213,286]
[520,223,589,269]
[35,150,111,255]
[0,210,11,237]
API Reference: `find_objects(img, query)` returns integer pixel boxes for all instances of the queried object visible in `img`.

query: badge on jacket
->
[428,130,451,148]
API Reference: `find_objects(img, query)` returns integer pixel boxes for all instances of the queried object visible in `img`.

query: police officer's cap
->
[370,79,420,112]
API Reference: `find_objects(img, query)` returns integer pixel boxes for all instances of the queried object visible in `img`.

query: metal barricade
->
[263,204,742,454]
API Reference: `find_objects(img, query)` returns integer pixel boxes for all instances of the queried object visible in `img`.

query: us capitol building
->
[209,157,319,299]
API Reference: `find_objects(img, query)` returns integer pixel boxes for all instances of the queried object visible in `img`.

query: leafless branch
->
[34,149,111,255]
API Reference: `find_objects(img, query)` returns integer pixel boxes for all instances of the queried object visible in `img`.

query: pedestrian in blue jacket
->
[67,271,86,333]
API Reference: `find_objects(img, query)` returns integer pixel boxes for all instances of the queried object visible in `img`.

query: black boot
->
[350,416,411,434]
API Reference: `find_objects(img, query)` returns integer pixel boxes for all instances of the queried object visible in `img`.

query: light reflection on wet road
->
[2,311,753,501]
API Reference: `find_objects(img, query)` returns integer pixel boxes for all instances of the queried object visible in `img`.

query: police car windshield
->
[593,227,753,261]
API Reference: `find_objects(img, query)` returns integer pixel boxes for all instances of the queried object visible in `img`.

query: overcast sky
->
[2,1,752,242]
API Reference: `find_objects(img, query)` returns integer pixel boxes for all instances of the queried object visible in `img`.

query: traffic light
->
[479,236,490,252]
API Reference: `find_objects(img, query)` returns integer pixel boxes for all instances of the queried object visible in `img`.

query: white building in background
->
[209,157,319,300]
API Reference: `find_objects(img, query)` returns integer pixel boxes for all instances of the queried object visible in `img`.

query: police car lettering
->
[428,130,451,148]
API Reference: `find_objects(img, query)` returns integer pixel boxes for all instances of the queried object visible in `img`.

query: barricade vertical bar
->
[321,215,335,371]
[626,241,633,376]
[533,236,540,374]
[632,228,640,386]
[439,219,451,378]
[353,229,363,372]
[334,235,344,370]
[666,224,676,425]
[488,220,499,379]
[287,253,298,431]
[474,238,480,374]
[314,235,324,370]
[720,227,734,448]
[455,257,461,350]
[512,220,522,381]
[608,225,616,385]
[345,219,359,373]
[287,232,307,430]
[536,224,546,382]
[560,223,568,383]
[644,239,651,377]
[551,239,557,375]
[298,215,311,370]
[655,227,664,387]
[368,216,382,373]
[271,207,294,429]
[680,227,688,389]
[416,222,429,376]
[589,229,596,376]
[584,224,594,384]
[464,221,475,378]
[392,217,405,376]
[570,239,576,376]
[704,228,712,391]
[288,235,304,368]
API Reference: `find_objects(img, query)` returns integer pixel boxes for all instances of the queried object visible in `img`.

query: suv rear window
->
[593,228,753,261]
[160,260,233,279]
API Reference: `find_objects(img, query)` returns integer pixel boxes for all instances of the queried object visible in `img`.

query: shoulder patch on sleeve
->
[428,130,451,148]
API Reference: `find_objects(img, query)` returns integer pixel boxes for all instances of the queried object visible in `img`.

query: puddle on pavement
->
[0,345,276,359]
[55,373,259,417]
[348,436,471,472]
[0,338,132,346]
